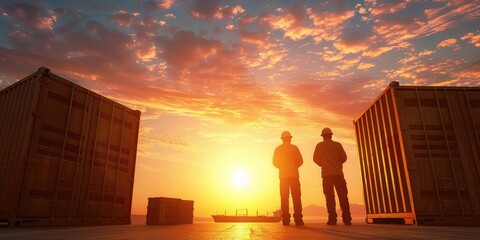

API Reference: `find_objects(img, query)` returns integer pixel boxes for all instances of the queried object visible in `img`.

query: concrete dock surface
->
[1,219,480,240]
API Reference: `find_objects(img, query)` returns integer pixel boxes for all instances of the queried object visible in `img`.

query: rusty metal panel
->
[0,67,140,226]
[354,82,480,225]
[0,71,42,226]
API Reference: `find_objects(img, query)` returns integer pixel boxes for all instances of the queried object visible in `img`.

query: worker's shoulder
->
[277,143,299,150]
[290,143,299,148]
[332,140,342,144]
[318,140,343,146]
[274,144,283,151]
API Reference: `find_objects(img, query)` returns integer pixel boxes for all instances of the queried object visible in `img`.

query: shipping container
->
[146,197,194,225]
[0,67,141,227]
[353,81,480,225]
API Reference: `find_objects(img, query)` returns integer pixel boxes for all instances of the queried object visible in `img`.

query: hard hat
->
[281,131,292,139]
[321,127,333,136]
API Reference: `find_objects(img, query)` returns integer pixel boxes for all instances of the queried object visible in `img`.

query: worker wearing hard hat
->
[273,131,304,226]
[313,127,352,225]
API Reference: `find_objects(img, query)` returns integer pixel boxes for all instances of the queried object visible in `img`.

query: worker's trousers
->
[322,175,351,223]
[280,177,303,222]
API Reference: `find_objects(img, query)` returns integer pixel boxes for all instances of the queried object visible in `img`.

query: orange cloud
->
[239,29,269,46]
[138,0,175,11]
[268,3,314,41]
[357,62,375,70]
[336,57,361,71]
[316,48,344,62]
[421,1,479,36]
[309,7,356,43]
[350,0,478,59]
[190,0,243,20]
[276,76,385,132]
[214,5,245,19]
[461,32,480,47]
[156,30,222,73]
[399,49,435,64]
[437,38,459,49]
[265,3,355,43]
[368,0,410,16]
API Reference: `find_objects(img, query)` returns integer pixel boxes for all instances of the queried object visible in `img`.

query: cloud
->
[350,0,479,58]
[266,2,355,42]
[189,0,244,20]
[237,14,272,46]
[421,1,479,36]
[333,31,371,54]
[454,60,480,85]
[0,4,155,97]
[357,62,375,70]
[108,10,140,27]
[1,3,57,30]
[276,75,387,133]
[1,3,58,53]
[214,5,245,19]
[437,38,459,50]
[136,163,161,172]
[0,2,284,127]
[52,7,89,23]
[190,0,222,19]
[461,32,480,47]
[368,0,410,16]
[138,0,175,12]
[268,3,314,41]
[391,41,477,85]
[399,49,435,65]
[140,127,190,148]
[238,28,269,46]
[233,14,289,70]
[1,0,479,140]
[317,48,344,62]
[156,30,222,73]
[133,16,166,39]
[308,3,356,43]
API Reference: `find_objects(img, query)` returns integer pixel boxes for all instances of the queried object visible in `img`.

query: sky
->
[0,0,479,218]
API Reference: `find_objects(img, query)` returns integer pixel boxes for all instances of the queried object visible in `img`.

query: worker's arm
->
[339,143,347,164]
[273,148,280,168]
[296,146,303,167]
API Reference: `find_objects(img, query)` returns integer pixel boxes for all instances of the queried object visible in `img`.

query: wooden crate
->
[146,198,194,225]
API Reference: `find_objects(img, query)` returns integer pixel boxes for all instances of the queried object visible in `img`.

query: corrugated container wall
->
[354,81,480,225]
[0,67,141,227]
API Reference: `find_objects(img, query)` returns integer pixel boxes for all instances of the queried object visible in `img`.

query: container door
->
[16,76,90,220]
[0,76,40,224]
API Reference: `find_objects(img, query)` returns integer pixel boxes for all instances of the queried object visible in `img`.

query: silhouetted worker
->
[273,131,304,226]
[313,127,352,225]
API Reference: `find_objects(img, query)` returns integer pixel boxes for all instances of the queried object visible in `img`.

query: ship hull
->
[211,215,281,223]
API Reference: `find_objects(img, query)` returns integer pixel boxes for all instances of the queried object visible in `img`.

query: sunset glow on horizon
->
[0,0,479,218]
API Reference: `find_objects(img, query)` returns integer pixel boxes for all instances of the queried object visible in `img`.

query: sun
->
[231,169,250,188]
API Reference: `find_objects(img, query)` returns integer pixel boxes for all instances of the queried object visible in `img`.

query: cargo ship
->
[212,209,282,222]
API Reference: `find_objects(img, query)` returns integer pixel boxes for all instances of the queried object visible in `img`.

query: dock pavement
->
[1,218,479,239]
